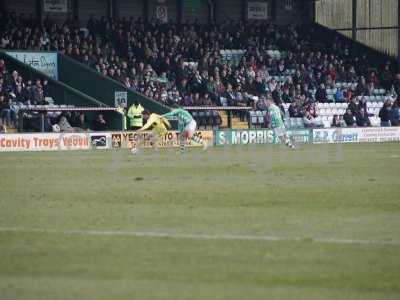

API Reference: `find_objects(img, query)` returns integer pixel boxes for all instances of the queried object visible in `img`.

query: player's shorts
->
[184,119,197,134]
[273,127,286,137]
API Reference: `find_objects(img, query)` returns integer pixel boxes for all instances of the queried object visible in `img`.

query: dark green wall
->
[58,54,170,114]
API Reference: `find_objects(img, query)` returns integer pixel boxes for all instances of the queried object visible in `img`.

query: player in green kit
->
[162,107,208,151]
[266,98,295,149]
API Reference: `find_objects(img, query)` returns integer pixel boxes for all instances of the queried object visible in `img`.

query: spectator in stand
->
[380,64,393,90]
[57,113,74,132]
[348,97,360,115]
[256,96,267,111]
[334,88,345,102]
[0,11,398,118]
[356,108,371,127]
[303,110,322,128]
[281,87,293,103]
[0,95,16,127]
[379,100,392,126]
[356,77,369,95]
[92,113,107,131]
[343,108,356,127]
[332,114,342,127]
[71,112,89,131]
[391,98,400,126]
[358,97,368,112]
[315,83,327,102]
[288,100,303,118]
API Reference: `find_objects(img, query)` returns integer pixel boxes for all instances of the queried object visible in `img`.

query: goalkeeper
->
[162,107,207,151]
[131,111,171,153]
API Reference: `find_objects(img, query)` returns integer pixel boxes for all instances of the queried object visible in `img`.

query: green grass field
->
[0,143,400,300]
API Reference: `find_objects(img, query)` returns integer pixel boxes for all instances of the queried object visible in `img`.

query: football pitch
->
[0,143,399,300]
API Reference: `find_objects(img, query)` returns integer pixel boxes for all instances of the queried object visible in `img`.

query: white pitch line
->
[0,227,399,246]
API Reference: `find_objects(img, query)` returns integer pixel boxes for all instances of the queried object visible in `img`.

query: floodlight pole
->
[352,0,357,41]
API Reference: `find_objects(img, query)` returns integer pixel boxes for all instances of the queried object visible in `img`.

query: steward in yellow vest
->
[127,101,144,130]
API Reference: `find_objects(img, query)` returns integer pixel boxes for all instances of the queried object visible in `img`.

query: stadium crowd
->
[0,57,109,132]
[1,11,400,130]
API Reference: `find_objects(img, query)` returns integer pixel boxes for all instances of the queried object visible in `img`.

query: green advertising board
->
[215,129,312,146]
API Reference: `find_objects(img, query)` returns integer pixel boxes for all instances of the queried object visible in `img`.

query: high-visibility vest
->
[127,104,144,127]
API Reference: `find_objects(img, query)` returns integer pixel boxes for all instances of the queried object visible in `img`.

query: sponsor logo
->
[91,135,107,147]
[111,134,122,148]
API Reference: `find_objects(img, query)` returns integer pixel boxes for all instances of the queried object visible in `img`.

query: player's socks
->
[285,137,295,148]
[191,133,204,145]
[191,133,209,150]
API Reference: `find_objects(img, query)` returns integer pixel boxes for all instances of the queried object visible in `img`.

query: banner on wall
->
[114,91,128,108]
[43,0,68,13]
[313,127,400,144]
[7,51,58,79]
[313,128,359,144]
[215,129,311,146]
[155,5,168,23]
[111,130,214,149]
[247,2,268,20]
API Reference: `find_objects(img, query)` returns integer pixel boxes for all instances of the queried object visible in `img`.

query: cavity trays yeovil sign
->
[0,133,90,152]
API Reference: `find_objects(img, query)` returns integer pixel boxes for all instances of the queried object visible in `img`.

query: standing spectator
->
[380,64,393,90]
[356,108,371,127]
[126,101,144,130]
[379,100,392,127]
[343,108,356,127]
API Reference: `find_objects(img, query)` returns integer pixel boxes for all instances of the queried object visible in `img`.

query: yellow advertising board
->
[111,130,213,149]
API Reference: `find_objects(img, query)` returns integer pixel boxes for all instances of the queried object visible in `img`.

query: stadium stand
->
[1,11,400,130]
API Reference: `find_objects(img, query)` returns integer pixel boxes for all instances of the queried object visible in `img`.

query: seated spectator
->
[348,97,360,115]
[356,108,371,127]
[358,97,368,112]
[71,112,89,131]
[356,77,369,95]
[390,98,400,126]
[288,100,303,118]
[282,87,293,103]
[343,108,356,127]
[303,110,323,128]
[334,89,345,102]
[256,97,267,111]
[224,83,236,106]
[379,100,392,127]
[13,85,27,104]
[92,113,107,131]
[57,113,74,132]
[315,83,327,102]
[332,114,342,127]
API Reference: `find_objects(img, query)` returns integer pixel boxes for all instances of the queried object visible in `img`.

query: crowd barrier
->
[1,127,399,152]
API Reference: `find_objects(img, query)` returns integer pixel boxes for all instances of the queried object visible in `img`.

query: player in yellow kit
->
[131,111,171,154]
